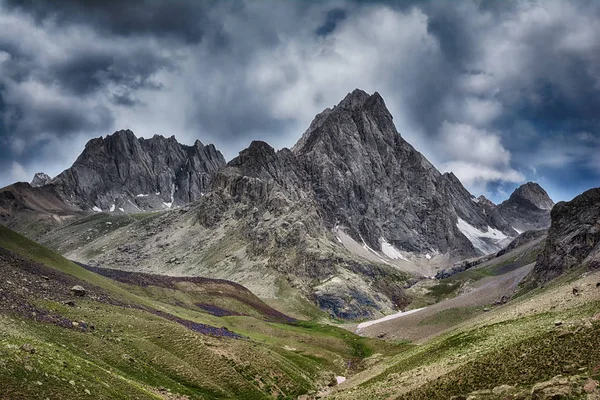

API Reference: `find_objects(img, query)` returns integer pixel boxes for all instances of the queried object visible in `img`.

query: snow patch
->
[380,237,409,261]
[356,307,427,331]
[513,227,523,235]
[109,204,115,212]
[335,376,346,385]
[425,253,432,260]
[360,236,390,265]
[136,194,148,198]
[92,206,102,213]
[163,183,176,209]
[118,207,125,213]
[471,197,479,203]
[456,218,508,254]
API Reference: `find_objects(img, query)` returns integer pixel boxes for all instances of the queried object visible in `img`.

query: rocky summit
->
[497,182,555,232]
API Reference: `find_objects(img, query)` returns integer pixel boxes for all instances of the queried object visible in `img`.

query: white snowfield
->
[456,217,507,254]
[380,237,410,261]
[356,307,427,331]
[92,206,102,212]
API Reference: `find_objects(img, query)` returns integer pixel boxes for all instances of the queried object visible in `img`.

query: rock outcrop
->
[51,130,225,212]
[529,187,600,285]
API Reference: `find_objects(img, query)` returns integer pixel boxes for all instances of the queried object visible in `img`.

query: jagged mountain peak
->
[293,89,396,156]
[30,172,52,188]
[506,182,554,210]
[52,129,226,212]
[337,88,371,109]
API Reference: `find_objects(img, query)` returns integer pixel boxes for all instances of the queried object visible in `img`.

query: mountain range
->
[0,89,562,319]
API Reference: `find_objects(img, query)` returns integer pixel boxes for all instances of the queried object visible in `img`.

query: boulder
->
[70,285,86,296]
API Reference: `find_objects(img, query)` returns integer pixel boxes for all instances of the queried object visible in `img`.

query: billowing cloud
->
[0,0,599,203]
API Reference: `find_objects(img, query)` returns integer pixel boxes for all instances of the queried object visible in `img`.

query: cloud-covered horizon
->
[1,0,600,203]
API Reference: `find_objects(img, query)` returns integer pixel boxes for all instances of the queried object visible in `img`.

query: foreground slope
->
[0,225,395,399]
[329,264,600,399]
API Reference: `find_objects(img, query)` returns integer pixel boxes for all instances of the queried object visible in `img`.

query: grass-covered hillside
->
[0,225,397,399]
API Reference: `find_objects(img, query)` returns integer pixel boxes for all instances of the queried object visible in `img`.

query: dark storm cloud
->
[1,0,600,203]
[316,8,348,36]
[49,49,170,96]
[3,0,220,44]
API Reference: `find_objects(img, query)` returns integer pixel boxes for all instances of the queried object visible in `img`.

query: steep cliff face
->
[51,130,225,212]
[529,188,600,285]
[497,182,554,232]
[293,89,515,260]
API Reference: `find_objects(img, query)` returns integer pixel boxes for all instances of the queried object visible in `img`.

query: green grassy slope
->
[0,225,396,399]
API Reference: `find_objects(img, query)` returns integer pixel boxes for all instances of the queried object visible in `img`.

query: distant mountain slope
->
[497,182,554,232]
[0,182,83,240]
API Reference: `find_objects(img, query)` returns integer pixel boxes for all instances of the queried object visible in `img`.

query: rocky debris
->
[584,379,599,394]
[554,320,563,326]
[491,384,516,396]
[529,187,600,286]
[493,296,510,306]
[531,375,583,399]
[70,285,86,296]
[51,129,226,212]
[497,182,554,232]
[436,254,495,279]
[20,343,36,354]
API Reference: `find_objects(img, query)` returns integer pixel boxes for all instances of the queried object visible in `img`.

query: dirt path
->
[353,263,534,342]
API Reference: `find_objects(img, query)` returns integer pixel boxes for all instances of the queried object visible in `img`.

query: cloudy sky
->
[1,0,599,203]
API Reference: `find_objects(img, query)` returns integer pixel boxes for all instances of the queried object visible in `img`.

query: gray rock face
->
[31,173,52,188]
[530,187,600,285]
[497,182,554,232]
[192,139,410,319]
[293,89,515,258]
[51,130,225,212]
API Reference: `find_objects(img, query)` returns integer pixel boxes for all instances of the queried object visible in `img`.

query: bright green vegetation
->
[0,225,397,399]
